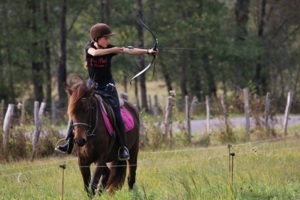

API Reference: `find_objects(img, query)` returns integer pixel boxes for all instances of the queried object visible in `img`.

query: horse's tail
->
[106,160,127,193]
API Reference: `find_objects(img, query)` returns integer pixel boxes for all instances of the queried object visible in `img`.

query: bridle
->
[72,96,99,138]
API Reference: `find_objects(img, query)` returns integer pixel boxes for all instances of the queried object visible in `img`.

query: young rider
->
[55,23,158,160]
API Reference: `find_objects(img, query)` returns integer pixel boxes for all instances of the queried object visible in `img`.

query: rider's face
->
[97,36,110,48]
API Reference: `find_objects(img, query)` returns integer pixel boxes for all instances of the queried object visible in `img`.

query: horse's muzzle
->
[74,138,86,147]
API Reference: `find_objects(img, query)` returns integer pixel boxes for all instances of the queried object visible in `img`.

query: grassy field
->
[0,134,299,200]
[1,81,300,199]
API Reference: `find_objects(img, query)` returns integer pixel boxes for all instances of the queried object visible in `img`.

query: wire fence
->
[0,134,299,178]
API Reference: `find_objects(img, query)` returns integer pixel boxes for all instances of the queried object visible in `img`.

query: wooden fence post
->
[153,95,159,117]
[190,96,198,119]
[264,92,271,131]
[19,99,26,124]
[32,101,46,161]
[0,99,4,120]
[163,94,174,145]
[51,100,56,125]
[148,95,152,114]
[120,92,128,100]
[139,117,146,148]
[283,91,293,135]
[3,104,15,160]
[185,95,191,144]
[205,95,211,135]
[221,93,228,121]
[221,93,228,125]
[133,81,140,111]
[243,88,251,137]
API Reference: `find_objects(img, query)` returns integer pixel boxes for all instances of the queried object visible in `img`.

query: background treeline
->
[0,0,300,113]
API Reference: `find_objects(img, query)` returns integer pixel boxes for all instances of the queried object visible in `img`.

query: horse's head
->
[65,75,97,147]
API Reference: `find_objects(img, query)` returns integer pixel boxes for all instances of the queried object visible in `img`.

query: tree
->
[136,0,148,111]
[26,0,45,102]
[57,0,67,108]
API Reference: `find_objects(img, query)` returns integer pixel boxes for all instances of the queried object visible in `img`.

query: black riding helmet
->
[90,23,115,42]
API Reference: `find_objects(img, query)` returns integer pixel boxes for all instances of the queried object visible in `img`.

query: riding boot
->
[118,145,130,161]
[117,127,130,161]
[55,119,74,154]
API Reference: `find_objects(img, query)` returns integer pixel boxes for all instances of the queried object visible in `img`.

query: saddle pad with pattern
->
[101,106,134,136]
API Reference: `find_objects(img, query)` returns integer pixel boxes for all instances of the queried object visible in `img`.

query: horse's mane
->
[67,75,92,119]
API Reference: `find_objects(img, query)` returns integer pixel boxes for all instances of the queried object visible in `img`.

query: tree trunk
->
[43,0,52,107]
[255,0,267,95]
[180,60,188,103]
[123,71,127,93]
[161,62,173,93]
[106,0,111,24]
[100,0,111,23]
[29,0,44,102]
[189,51,202,101]
[136,0,148,112]
[134,79,140,110]
[1,4,16,103]
[235,0,250,40]
[203,54,217,97]
[58,0,67,108]
[8,54,16,103]
[192,69,202,102]
[101,0,106,22]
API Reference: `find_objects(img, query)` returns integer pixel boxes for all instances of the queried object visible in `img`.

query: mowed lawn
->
[0,135,299,199]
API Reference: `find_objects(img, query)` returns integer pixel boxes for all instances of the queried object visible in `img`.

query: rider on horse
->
[55,23,158,160]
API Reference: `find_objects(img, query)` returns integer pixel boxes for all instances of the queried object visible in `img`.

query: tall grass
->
[1,136,299,199]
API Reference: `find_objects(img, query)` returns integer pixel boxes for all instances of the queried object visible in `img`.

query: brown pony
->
[64,75,139,195]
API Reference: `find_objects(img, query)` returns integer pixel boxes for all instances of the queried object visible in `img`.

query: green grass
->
[1,136,300,199]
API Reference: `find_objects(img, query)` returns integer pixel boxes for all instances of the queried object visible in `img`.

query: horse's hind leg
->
[127,143,139,190]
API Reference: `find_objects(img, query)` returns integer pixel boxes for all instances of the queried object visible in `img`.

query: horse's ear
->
[64,83,72,96]
[90,83,95,91]
[88,84,95,97]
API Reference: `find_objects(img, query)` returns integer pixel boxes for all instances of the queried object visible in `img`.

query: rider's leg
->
[105,84,129,160]
[55,119,74,154]
[111,105,130,160]
[97,80,129,160]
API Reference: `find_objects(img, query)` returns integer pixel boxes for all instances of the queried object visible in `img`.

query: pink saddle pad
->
[101,106,134,136]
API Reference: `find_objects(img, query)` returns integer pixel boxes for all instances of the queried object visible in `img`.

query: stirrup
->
[118,147,130,161]
[55,138,69,154]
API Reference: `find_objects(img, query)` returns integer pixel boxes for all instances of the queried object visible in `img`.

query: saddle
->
[95,94,134,136]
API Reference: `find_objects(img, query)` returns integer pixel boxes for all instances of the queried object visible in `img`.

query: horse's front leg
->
[78,158,91,194]
[90,163,106,194]
[127,142,139,190]
[100,164,110,191]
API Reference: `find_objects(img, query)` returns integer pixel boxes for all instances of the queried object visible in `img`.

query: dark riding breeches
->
[92,79,126,145]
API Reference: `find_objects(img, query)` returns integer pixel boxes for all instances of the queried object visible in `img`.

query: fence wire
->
[0,134,299,178]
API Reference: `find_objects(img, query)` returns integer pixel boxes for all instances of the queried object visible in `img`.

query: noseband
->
[72,96,99,138]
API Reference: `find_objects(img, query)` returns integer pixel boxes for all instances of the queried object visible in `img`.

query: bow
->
[130,13,158,84]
